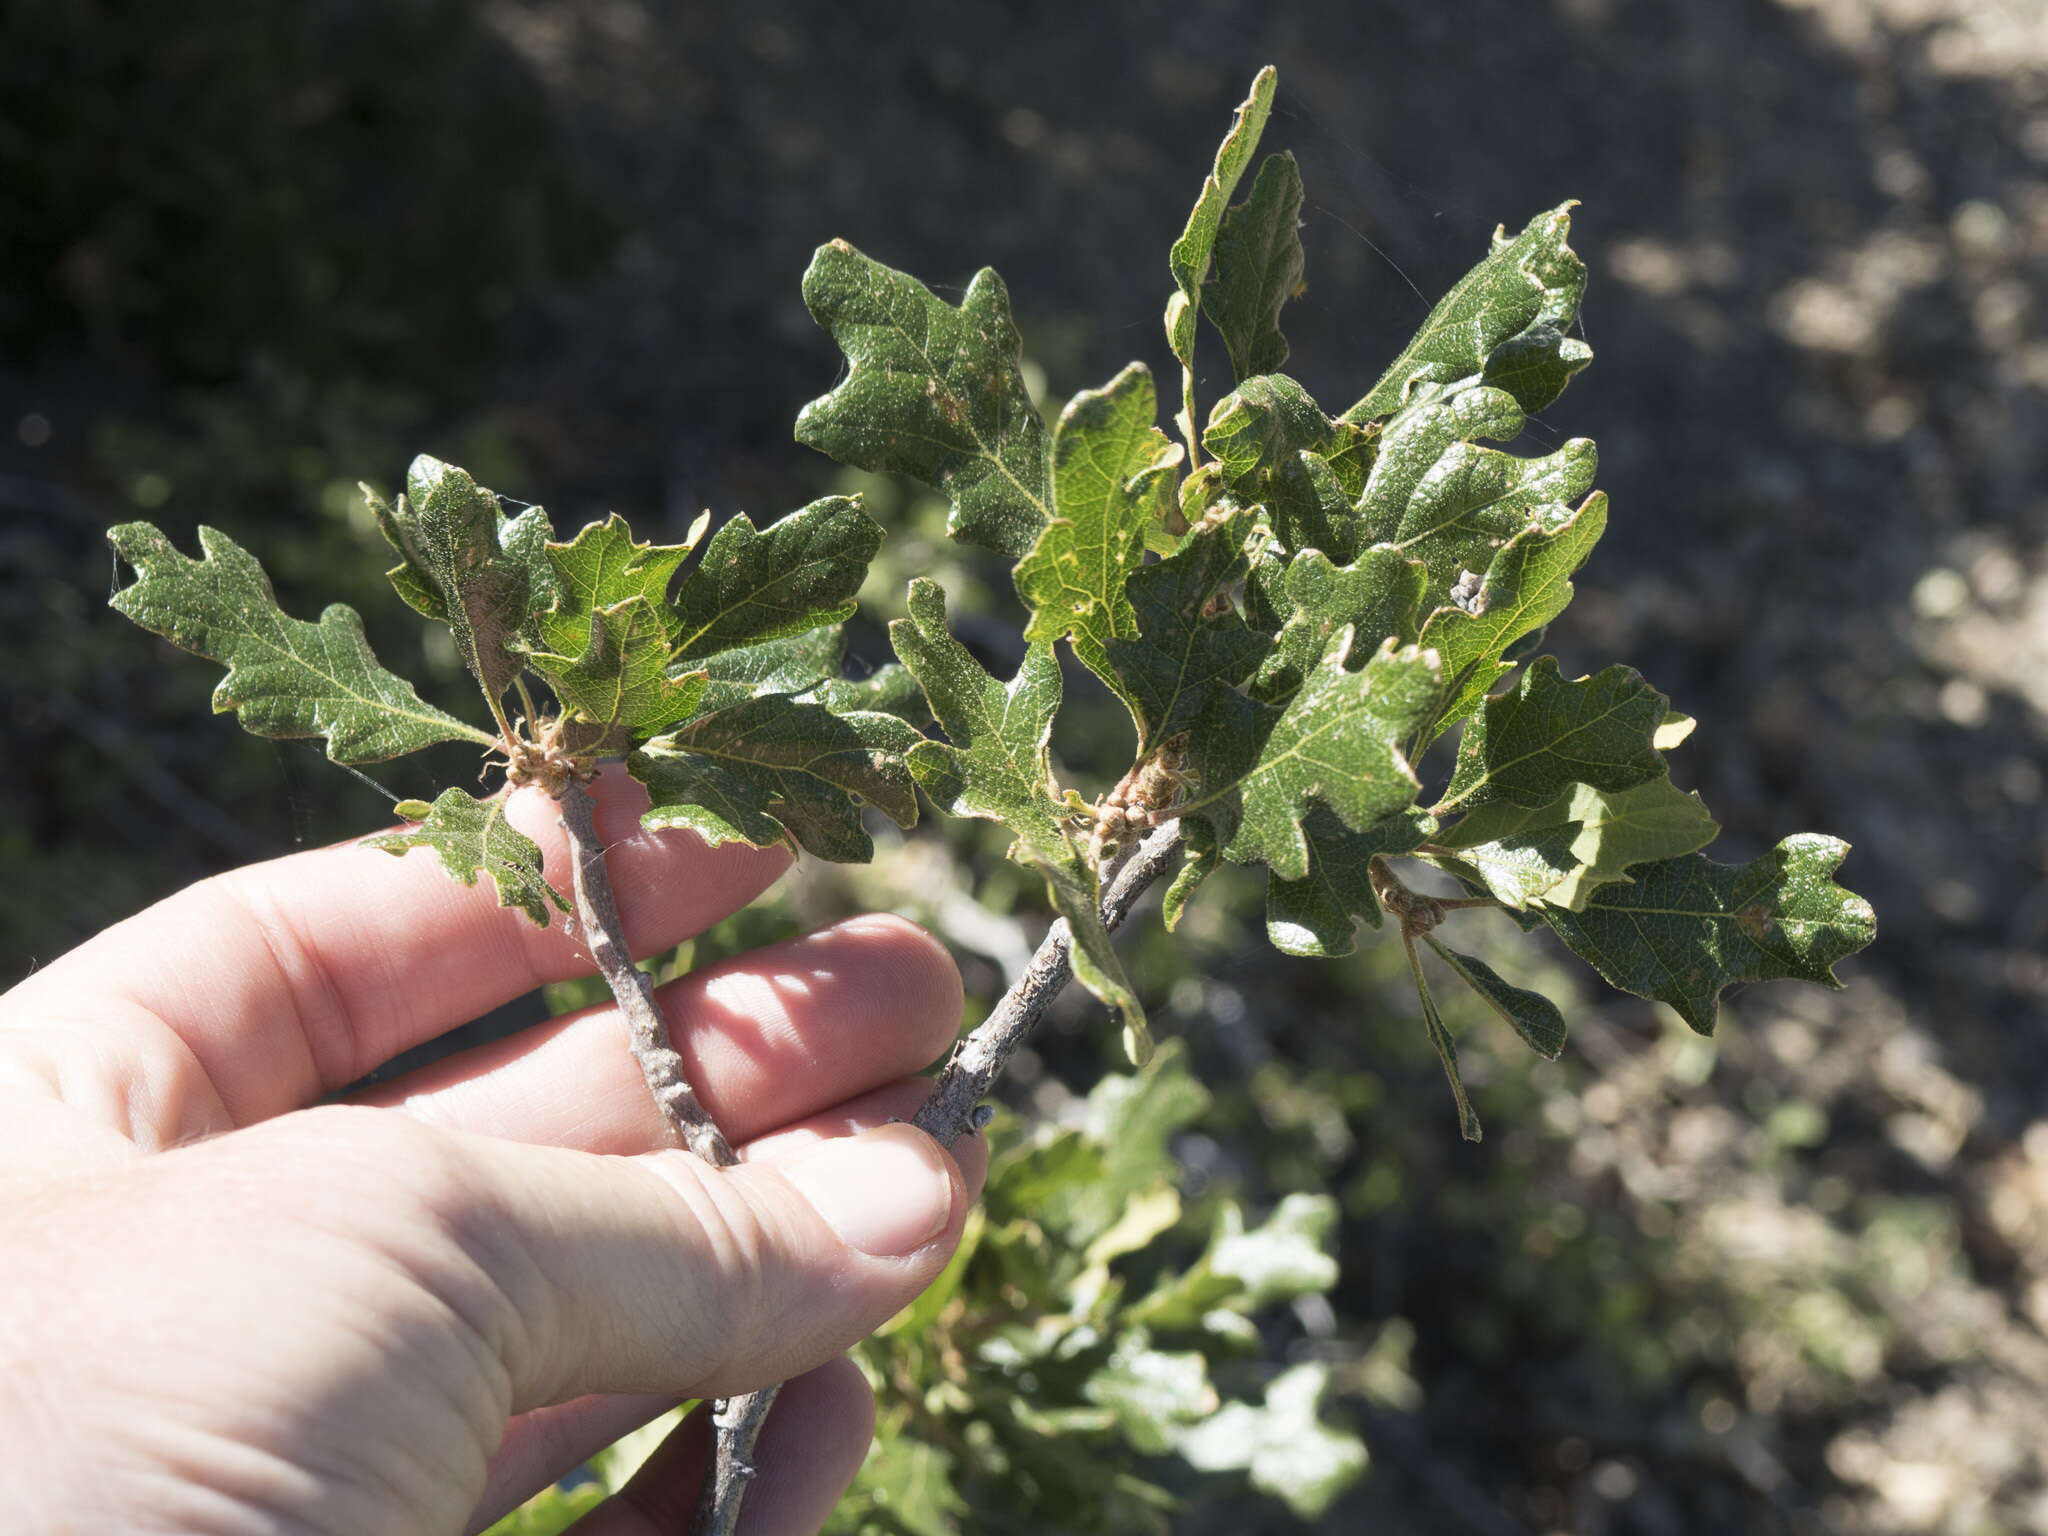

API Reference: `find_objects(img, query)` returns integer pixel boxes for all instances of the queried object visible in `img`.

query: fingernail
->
[782,1124,954,1258]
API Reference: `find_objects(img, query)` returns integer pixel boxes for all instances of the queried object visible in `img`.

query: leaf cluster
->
[106,66,1875,1140]
[831,1046,1367,1532]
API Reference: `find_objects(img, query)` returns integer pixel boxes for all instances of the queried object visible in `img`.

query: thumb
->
[443,1117,965,1411]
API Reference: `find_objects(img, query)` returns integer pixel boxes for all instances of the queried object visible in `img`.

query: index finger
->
[0,765,788,1146]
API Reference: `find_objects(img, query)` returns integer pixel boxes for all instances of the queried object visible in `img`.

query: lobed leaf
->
[1416,490,1607,740]
[1104,506,1272,753]
[369,456,550,699]
[1435,772,1719,912]
[1166,66,1278,450]
[1202,151,1307,384]
[1358,383,1598,619]
[1435,657,1669,818]
[1203,374,1375,561]
[1130,1193,1340,1331]
[1177,1363,1369,1520]
[630,694,919,863]
[525,596,708,752]
[696,625,848,707]
[1263,805,1434,957]
[668,496,881,664]
[1344,202,1591,422]
[1192,631,1440,883]
[890,578,1151,1062]
[108,522,492,763]
[1539,834,1877,1035]
[1013,363,1181,716]
[1082,1341,1218,1455]
[797,241,1049,558]
[366,788,565,927]
[1250,546,1428,707]
[534,510,701,658]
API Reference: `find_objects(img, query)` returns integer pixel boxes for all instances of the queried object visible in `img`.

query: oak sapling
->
[107,64,1875,1534]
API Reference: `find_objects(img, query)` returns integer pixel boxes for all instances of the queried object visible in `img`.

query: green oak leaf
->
[108,522,492,763]
[1204,374,1350,488]
[368,456,546,698]
[1203,375,1375,560]
[1345,202,1592,422]
[526,596,709,751]
[1264,805,1434,957]
[1251,546,1428,706]
[366,787,565,927]
[997,1043,1208,1245]
[630,694,919,863]
[1435,658,1669,818]
[695,625,930,726]
[696,625,848,709]
[1424,936,1567,1058]
[1429,820,1583,911]
[796,241,1049,558]
[1177,1363,1369,1520]
[1104,506,1271,753]
[1083,1338,1218,1456]
[1417,490,1607,739]
[890,578,1151,1063]
[1540,835,1876,1035]
[669,496,881,664]
[1192,631,1440,882]
[1167,65,1278,450]
[1013,363,1181,711]
[535,510,702,658]
[1129,1192,1341,1332]
[1203,151,1306,384]
[1359,383,1598,617]
[1436,773,1719,911]
[816,664,931,728]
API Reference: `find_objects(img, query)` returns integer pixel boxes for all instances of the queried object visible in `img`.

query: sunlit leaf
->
[797,241,1049,558]
[1344,202,1591,421]
[1190,632,1439,883]
[1539,835,1877,1035]
[1358,384,1597,619]
[1416,491,1607,739]
[1177,1363,1368,1519]
[1083,1340,1217,1455]
[631,694,918,863]
[366,788,565,927]
[108,522,491,762]
[669,496,881,664]
[1165,66,1278,449]
[1435,657,1669,818]
[1013,363,1181,713]
[1435,772,1720,911]
[526,596,708,751]
[1202,151,1306,383]
[534,510,699,657]
[368,455,548,698]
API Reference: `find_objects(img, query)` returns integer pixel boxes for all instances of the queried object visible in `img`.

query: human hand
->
[0,767,984,1534]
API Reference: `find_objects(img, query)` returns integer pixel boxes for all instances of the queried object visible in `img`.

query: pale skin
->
[0,766,987,1534]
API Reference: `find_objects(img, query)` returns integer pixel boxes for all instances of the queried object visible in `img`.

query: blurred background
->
[5,1,2046,1531]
